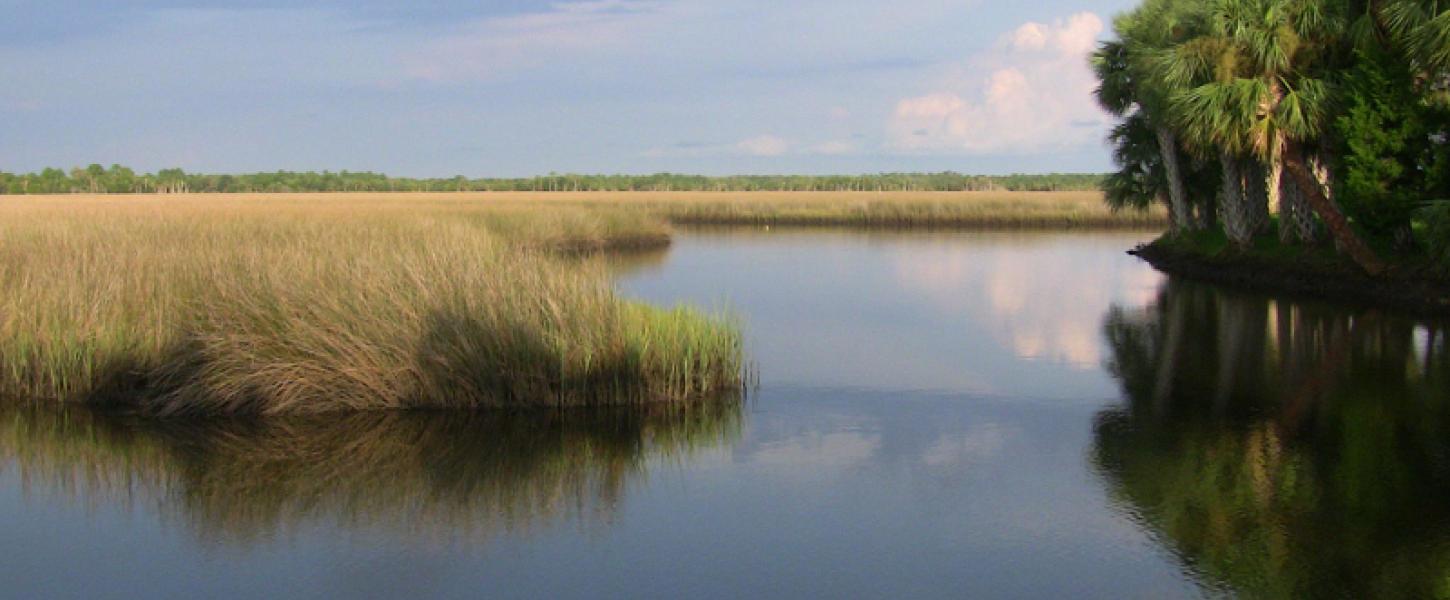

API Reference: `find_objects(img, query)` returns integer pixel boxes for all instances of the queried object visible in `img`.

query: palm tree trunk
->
[1283,141,1387,275]
[1220,154,1252,248]
[1274,159,1295,243]
[1266,157,1294,244]
[1196,157,1219,230]
[1155,127,1192,233]
[1244,160,1272,236]
[1157,192,1178,227]
[1302,153,1332,242]
[1277,171,1317,243]
[1200,192,1219,229]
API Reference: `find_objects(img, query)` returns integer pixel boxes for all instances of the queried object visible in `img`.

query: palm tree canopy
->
[1161,0,1346,159]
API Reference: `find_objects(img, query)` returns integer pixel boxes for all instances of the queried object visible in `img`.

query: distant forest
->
[0,165,1104,194]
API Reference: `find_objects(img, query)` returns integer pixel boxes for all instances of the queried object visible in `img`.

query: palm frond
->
[1277,76,1334,139]
[1093,41,1137,116]
[1170,78,1265,156]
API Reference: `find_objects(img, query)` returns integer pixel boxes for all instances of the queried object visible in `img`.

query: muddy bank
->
[1131,241,1450,317]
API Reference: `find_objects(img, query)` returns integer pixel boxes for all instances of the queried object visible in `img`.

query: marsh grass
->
[644,192,1167,228]
[393,190,1166,229]
[0,196,740,414]
[67,191,1161,229]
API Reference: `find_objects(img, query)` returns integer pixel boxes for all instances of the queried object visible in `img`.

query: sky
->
[0,0,1141,177]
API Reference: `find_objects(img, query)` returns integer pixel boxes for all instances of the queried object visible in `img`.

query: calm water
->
[3,229,1447,599]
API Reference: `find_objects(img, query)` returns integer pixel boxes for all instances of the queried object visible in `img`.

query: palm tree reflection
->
[1096,279,1449,598]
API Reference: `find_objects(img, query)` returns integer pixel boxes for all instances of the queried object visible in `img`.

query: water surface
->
[3,229,1446,599]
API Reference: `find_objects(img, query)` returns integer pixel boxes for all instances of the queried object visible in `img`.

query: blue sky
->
[0,1,1140,176]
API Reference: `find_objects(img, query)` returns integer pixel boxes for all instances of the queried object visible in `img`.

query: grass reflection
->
[0,401,741,545]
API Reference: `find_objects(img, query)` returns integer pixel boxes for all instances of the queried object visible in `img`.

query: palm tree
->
[1093,0,1211,233]
[1162,0,1386,273]
[1358,0,1450,74]
[1102,112,1173,215]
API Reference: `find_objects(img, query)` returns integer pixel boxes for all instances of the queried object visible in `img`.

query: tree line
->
[0,166,1104,195]
[1095,0,1450,273]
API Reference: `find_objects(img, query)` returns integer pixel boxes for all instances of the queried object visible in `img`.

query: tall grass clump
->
[0,197,742,415]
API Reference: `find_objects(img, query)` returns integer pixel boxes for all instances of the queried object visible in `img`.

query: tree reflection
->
[0,401,740,545]
[1095,278,1450,598]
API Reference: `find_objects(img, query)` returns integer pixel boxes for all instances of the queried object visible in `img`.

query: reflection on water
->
[0,402,740,545]
[623,228,1161,398]
[1096,279,1450,599]
[598,246,673,280]
[890,233,1162,368]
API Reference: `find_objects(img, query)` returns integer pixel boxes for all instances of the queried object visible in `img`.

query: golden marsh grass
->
[43,190,1161,228]
[270,190,1165,228]
[0,195,740,414]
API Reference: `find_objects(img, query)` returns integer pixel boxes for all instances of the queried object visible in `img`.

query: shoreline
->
[665,215,1166,229]
[1130,240,1450,317]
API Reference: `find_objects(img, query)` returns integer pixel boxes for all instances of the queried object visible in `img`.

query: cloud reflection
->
[893,234,1162,369]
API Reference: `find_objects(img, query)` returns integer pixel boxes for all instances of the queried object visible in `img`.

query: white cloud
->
[736,134,791,157]
[1010,22,1050,51]
[888,12,1107,155]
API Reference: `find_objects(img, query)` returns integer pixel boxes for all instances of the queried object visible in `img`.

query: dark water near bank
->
[4,230,1448,599]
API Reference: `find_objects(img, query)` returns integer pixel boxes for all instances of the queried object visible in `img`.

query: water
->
[3,229,1447,599]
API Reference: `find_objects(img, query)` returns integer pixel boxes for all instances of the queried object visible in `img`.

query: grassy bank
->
[23,191,1165,229]
[1132,229,1450,316]
[0,196,741,415]
[631,191,1167,228]
[491,190,1165,229]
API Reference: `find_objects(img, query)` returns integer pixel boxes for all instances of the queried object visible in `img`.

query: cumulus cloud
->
[887,12,1108,155]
